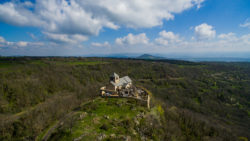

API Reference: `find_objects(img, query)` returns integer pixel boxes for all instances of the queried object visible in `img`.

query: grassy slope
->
[48,98,165,141]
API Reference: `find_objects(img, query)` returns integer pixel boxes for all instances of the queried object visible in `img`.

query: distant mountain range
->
[8,53,250,62]
[136,54,165,60]
[110,54,250,62]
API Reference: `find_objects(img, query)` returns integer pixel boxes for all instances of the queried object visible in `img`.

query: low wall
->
[100,85,151,109]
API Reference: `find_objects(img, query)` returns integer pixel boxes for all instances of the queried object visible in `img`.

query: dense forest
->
[0,57,249,140]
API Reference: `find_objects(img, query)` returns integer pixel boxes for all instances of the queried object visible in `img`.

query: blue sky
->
[0,0,250,57]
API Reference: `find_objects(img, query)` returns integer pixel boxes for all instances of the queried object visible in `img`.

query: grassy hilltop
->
[0,57,249,140]
[47,98,165,141]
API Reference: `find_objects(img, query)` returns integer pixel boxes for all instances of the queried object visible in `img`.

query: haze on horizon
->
[0,0,250,57]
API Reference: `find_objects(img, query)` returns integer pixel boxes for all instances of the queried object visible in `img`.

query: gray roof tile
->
[110,76,132,87]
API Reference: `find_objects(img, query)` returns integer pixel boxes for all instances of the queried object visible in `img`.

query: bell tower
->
[110,72,119,83]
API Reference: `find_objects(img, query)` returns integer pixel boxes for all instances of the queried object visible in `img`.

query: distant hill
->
[137,54,165,60]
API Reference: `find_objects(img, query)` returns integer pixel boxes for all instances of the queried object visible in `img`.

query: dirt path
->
[41,111,75,141]
[0,103,42,125]
[40,100,92,141]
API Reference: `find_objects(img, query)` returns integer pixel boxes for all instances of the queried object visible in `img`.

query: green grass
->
[0,61,17,68]
[0,60,47,70]
[51,98,152,141]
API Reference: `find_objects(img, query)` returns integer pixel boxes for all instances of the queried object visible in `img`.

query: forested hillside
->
[0,57,249,140]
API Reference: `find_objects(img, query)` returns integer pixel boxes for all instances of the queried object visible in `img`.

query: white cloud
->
[37,0,113,35]
[240,34,250,45]
[111,31,250,54]
[44,32,88,44]
[240,18,250,29]
[108,32,250,56]
[17,41,28,47]
[78,0,204,28]
[1,32,250,56]
[0,2,44,27]
[0,36,5,43]
[27,33,37,40]
[23,1,34,7]
[182,33,250,51]
[0,0,205,44]
[91,41,110,47]
[155,30,181,45]
[218,32,235,39]
[115,33,149,45]
[151,30,250,54]
[0,36,44,48]
[194,23,216,40]
[218,32,237,41]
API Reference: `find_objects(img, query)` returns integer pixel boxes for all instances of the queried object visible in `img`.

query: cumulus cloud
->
[0,0,116,44]
[218,32,235,39]
[240,34,250,45]
[155,30,181,45]
[188,33,250,51]
[0,0,205,44]
[108,31,250,56]
[0,36,44,48]
[240,18,250,29]
[0,36,6,43]
[0,2,43,27]
[194,23,216,40]
[152,30,250,53]
[91,41,110,47]
[78,0,204,28]
[44,32,88,44]
[115,33,149,45]
[218,32,238,42]
[17,41,28,47]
